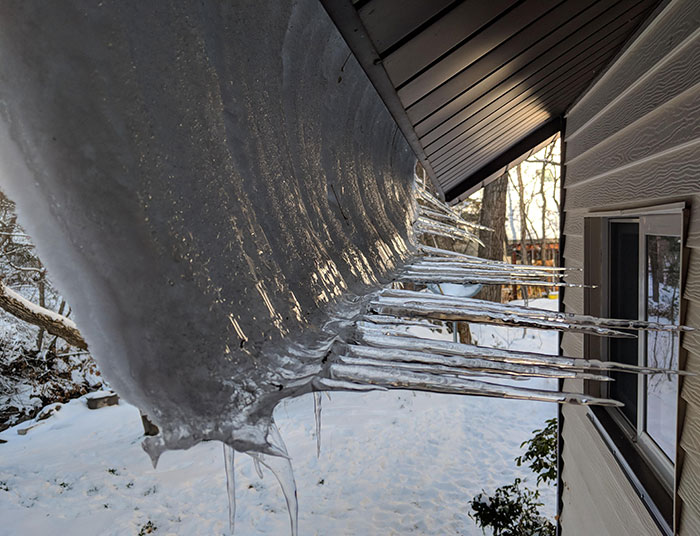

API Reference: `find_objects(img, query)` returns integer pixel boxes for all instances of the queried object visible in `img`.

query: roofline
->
[319,0,445,198]
[444,117,564,203]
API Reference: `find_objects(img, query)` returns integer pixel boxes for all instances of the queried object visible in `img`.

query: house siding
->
[560,0,700,534]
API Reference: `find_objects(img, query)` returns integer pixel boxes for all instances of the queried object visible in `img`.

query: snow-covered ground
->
[0,298,558,535]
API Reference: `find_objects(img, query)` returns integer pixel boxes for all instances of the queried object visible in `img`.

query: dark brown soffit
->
[321,0,661,202]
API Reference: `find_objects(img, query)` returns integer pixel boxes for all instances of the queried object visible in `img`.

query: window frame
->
[582,202,686,535]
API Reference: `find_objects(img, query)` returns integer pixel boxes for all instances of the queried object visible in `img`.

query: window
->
[583,203,685,533]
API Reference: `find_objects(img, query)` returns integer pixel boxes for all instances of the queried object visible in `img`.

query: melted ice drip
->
[255,420,299,536]
[250,452,264,479]
[313,391,322,458]
[223,443,236,535]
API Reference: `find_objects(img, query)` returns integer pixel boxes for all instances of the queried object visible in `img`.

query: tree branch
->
[0,280,87,349]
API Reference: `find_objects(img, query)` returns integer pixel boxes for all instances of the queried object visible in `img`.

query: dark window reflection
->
[609,222,639,425]
[645,235,681,461]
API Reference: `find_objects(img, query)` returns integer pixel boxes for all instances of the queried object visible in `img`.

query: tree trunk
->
[475,173,508,302]
[0,279,87,349]
[35,272,46,351]
[516,163,529,266]
[457,321,472,344]
[540,162,547,263]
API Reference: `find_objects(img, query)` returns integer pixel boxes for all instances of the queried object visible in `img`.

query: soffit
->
[321,0,661,202]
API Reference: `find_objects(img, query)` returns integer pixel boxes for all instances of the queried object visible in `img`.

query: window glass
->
[645,235,681,461]
[609,222,639,425]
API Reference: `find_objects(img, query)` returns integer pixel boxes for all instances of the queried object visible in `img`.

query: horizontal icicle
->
[419,207,475,228]
[415,188,491,232]
[358,314,442,329]
[329,364,623,406]
[397,271,574,288]
[355,323,691,376]
[410,258,567,276]
[418,245,578,271]
[343,345,612,381]
[311,377,387,392]
[374,289,690,333]
[370,293,634,338]
[415,217,484,247]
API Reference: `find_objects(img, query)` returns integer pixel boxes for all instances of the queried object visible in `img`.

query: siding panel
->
[566,0,700,134]
[567,81,700,182]
[567,33,700,162]
[680,502,700,536]
[681,356,700,409]
[681,305,700,357]
[562,285,583,313]
[562,234,584,264]
[560,332,583,357]
[684,195,700,248]
[683,249,700,303]
[560,0,700,532]
[678,453,700,533]
[680,401,700,457]
[565,139,700,210]
[560,406,660,535]
[562,210,585,236]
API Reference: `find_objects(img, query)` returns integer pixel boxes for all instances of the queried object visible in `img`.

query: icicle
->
[410,257,568,276]
[415,216,485,246]
[257,420,298,536]
[354,323,690,376]
[329,363,622,406]
[313,391,322,458]
[397,269,573,287]
[361,314,442,329]
[247,452,264,480]
[312,377,387,392]
[223,443,236,536]
[370,296,633,338]
[341,346,612,382]
[415,186,491,232]
[420,206,472,226]
[418,244,575,271]
[372,289,690,334]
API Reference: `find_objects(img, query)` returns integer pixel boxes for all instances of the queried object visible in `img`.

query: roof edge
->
[444,117,564,203]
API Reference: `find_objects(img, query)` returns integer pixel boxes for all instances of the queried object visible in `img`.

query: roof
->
[321,0,661,201]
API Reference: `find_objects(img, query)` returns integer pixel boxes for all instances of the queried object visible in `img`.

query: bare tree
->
[526,138,558,264]
[513,163,530,265]
[475,173,508,302]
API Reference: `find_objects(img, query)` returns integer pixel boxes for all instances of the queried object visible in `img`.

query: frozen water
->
[0,307,563,535]
[250,452,265,480]
[313,391,322,458]
[256,421,299,536]
[223,443,236,535]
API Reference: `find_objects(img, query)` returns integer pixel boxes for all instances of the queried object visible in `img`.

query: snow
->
[0,299,559,535]
[0,283,79,330]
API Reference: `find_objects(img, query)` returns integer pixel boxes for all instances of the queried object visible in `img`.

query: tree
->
[0,191,99,431]
[475,173,508,302]
[525,138,559,264]
[511,163,533,266]
[0,279,86,349]
[0,191,85,349]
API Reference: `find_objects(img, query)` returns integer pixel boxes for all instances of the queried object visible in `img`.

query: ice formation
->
[0,1,689,534]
